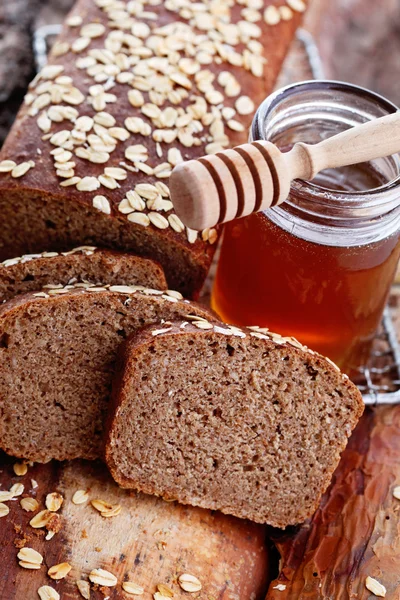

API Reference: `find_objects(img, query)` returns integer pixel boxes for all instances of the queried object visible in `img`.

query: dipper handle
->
[169,110,400,231]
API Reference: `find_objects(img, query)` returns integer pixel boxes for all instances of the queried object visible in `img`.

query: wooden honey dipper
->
[169,111,400,230]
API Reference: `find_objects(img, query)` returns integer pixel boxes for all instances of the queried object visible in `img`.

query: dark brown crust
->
[105,320,364,528]
[0,247,167,301]
[0,0,305,298]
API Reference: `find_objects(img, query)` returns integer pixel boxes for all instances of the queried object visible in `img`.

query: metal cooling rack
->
[32,23,400,405]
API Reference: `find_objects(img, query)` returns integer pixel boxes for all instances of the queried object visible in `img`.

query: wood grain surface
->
[0,454,270,599]
[266,291,400,599]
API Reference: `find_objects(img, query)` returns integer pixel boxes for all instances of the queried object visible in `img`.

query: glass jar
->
[211,81,400,379]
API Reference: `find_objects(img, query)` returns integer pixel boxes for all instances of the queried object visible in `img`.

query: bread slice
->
[0,246,167,302]
[0,286,211,462]
[105,320,364,528]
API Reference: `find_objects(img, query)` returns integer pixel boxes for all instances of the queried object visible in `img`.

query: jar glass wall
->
[211,81,400,379]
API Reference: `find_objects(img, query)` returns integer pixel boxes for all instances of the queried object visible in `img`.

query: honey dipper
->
[169,111,400,230]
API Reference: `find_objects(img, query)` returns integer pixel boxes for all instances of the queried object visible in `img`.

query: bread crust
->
[106,320,364,528]
[0,246,167,301]
[0,0,305,297]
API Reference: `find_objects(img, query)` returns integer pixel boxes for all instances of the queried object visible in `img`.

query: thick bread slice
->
[105,320,364,528]
[0,285,211,462]
[0,246,167,301]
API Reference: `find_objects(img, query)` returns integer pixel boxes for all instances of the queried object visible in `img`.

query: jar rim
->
[253,79,400,202]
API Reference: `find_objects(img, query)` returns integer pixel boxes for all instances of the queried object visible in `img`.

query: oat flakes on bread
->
[0,286,212,462]
[0,0,305,297]
[0,246,167,302]
[105,320,364,528]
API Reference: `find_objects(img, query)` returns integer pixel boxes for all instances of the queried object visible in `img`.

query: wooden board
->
[0,454,270,599]
[265,290,400,599]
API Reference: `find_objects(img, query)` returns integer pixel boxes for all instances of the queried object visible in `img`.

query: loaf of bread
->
[0,0,305,297]
[105,320,364,528]
[0,285,212,462]
[0,246,167,301]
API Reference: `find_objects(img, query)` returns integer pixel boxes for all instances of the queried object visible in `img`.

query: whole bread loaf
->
[0,285,212,462]
[0,0,305,297]
[0,246,167,301]
[105,320,364,528]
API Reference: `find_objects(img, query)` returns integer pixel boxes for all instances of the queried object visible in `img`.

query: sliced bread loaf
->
[0,286,211,462]
[0,246,167,302]
[105,320,364,528]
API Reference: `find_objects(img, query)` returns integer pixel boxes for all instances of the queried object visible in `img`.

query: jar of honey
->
[211,81,400,378]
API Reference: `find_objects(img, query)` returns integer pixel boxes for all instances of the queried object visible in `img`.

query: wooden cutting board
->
[266,289,400,600]
[0,454,270,599]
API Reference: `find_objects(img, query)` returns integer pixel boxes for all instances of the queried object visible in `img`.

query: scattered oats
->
[272,584,287,591]
[50,130,70,147]
[81,22,106,38]
[38,586,60,600]
[365,576,386,597]
[193,320,213,330]
[21,497,39,512]
[32,478,39,489]
[286,0,306,11]
[122,581,144,595]
[48,562,72,580]
[60,176,81,187]
[393,486,400,500]
[94,111,116,127]
[75,116,94,132]
[40,65,64,80]
[205,90,224,105]
[279,5,293,20]
[101,505,122,517]
[72,37,91,53]
[89,568,118,587]
[77,177,100,192]
[186,228,198,244]
[67,15,83,27]
[76,580,91,599]
[37,112,52,133]
[168,148,183,166]
[93,195,111,214]
[46,492,64,512]
[0,503,9,517]
[168,214,185,233]
[98,174,119,189]
[30,509,52,528]
[10,483,24,496]
[148,212,169,229]
[46,531,55,541]
[205,142,225,155]
[104,167,127,180]
[0,160,16,172]
[235,96,255,115]
[178,574,202,593]
[18,547,43,568]
[127,212,150,227]
[11,161,34,178]
[13,462,28,476]
[125,144,148,163]
[165,289,183,300]
[156,584,173,598]
[91,498,114,513]
[227,119,245,132]
[264,5,281,25]
[128,89,145,107]
[109,126,130,141]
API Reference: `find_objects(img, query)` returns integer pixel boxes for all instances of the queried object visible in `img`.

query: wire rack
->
[32,24,400,405]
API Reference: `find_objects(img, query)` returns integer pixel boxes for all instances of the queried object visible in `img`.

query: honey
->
[212,165,400,376]
[211,80,400,378]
